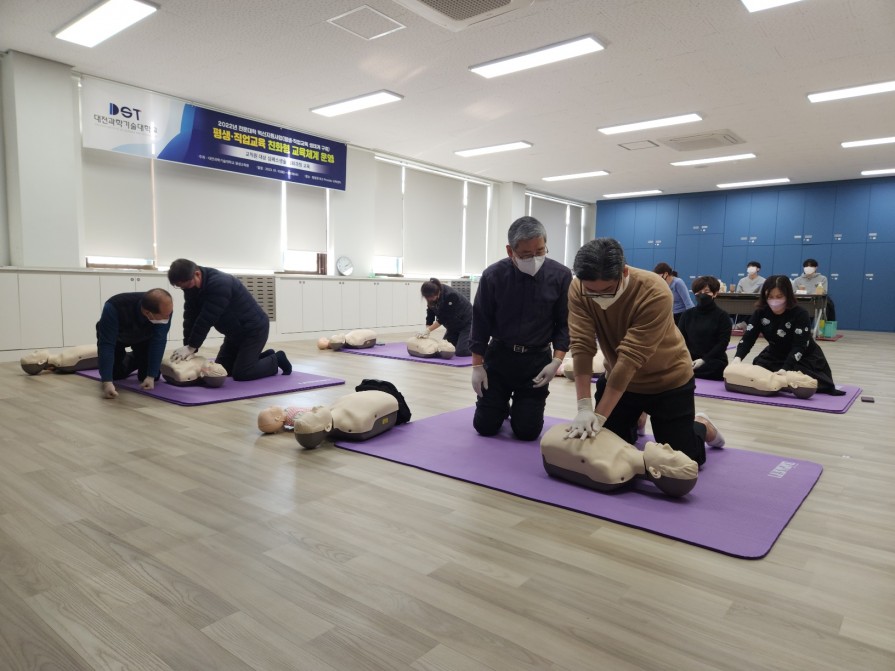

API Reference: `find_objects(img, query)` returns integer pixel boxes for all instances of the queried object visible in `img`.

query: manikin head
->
[258,406,289,433]
[293,406,334,448]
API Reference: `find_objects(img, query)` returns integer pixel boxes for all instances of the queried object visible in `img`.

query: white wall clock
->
[336,255,354,276]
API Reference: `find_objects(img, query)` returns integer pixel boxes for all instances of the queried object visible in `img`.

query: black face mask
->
[696,293,714,309]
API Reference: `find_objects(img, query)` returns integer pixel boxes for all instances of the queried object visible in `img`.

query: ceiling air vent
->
[392,0,534,31]
[657,129,746,152]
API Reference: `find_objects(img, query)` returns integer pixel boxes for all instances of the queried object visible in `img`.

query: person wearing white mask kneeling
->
[469,216,572,441]
[565,239,724,468]
[733,275,844,395]
[95,288,173,399]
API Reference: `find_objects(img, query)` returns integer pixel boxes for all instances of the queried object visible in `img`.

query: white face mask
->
[803,267,817,276]
[747,266,758,275]
[767,298,786,311]
[149,318,170,325]
[590,276,628,310]
[515,255,545,277]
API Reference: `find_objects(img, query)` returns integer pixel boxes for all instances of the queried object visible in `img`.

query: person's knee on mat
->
[510,421,543,442]
[473,413,503,436]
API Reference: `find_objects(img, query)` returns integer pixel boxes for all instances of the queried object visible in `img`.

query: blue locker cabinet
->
[723,192,751,246]
[675,235,699,283]
[867,179,895,243]
[775,189,806,246]
[595,202,616,239]
[828,243,865,329]
[802,185,836,244]
[749,191,778,245]
[611,201,636,250]
[654,199,678,248]
[677,197,702,236]
[699,195,726,235]
[633,199,658,248]
[772,244,803,280]
[696,234,723,278]
[859,242,895,332]
[832,183,870,243]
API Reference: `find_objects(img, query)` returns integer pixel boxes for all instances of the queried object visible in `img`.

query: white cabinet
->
[0,274,21,350]
[359,281,392,328]
[340,280,360,330]
[19,274,63,348]
[276,277,324,334]
[61,274,101,345]
[323,280,362,331]
[392,281,424,327]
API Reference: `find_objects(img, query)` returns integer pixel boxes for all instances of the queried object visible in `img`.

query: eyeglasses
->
[581,280,621,299]
[515,247,548,261]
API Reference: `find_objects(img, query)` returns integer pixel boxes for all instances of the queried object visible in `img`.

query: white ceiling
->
[1,0,893,204]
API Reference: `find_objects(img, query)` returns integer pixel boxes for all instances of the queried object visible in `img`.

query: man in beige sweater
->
[565,238,724,466]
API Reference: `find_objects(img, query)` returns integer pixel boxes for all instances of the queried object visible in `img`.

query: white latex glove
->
[565,398,606,439]
[102,381,118,399]
[416,330,430,339]
[171,345,197,362]
[732,356,742,365]
[471,365,488,397]
[141,376,155,391]
[532,358,563,388]
[692,358,705,369]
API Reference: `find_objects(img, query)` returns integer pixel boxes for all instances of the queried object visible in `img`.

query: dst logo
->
[768,461,797,478]
[108,103,142,120]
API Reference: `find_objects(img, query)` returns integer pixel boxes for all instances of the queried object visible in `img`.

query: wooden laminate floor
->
[1,330,893,670]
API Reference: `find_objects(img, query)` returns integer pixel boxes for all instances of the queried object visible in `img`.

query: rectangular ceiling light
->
[455,141,532,157]
[543,170,609,182]
[55,0,157,48]
[311,90,403,117]
[808,80,895,103]
[862,168,895,176]
[842,136,895,148]
[740,0,803,12]
[671,153,756,167]
[603,190,662,199]
[598,113,702,135]
[469,36,603,79]
[717,178,790,189]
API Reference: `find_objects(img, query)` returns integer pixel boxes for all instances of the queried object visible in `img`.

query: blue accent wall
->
[595,177,895,332]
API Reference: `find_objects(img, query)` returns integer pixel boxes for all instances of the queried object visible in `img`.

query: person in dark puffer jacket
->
[167,258,290,380]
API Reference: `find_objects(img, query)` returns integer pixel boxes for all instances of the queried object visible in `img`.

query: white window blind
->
[529,196,569,266]
[155,161,281,270]
[82,149,154,261]
[465,182,488,276]
[285,182,327,252]
[403,168,464,278]
[374,161,404,257]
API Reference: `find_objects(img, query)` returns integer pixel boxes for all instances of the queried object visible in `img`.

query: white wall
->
[0,54,589,276]
[1,51,84,268]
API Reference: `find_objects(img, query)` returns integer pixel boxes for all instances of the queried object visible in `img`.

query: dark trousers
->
[445,324,472,357]
[595,375,706,465]
[215,323,277,381]
[112,340,152,380]
[474,344,551,441]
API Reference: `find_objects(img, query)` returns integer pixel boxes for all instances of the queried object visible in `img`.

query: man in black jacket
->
[97,288,173,399]
[167,259,290,380]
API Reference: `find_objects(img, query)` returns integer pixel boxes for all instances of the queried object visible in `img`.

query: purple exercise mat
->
[339,341,473,367]
[334,408,823,558]
[694,378,861,413]
[76,369,344,406]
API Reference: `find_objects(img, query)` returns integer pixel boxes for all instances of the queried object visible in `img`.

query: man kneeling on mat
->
[541,424,698,497]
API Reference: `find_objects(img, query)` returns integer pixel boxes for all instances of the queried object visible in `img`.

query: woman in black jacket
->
[734,275,844,395]
[677,275,732,380]
[419,278,473,356]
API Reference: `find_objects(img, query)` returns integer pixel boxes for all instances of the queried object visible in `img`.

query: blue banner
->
[81,77,347,190]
